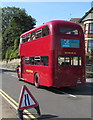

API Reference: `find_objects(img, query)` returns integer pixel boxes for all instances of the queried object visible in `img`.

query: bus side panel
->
[23,65,34,83]
[34,66,53,87]
[19,36,54,87]
[20,36,51,57]
[23,66,53,87]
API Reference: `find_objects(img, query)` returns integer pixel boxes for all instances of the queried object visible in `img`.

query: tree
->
[5,47,12,63]
[2,7,36,60]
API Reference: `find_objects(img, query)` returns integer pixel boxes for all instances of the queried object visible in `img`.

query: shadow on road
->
[20,79,93,96]
[39,83,93,96]
[0,69,16,73]
[36,114,58,120]
[21,80,93,96]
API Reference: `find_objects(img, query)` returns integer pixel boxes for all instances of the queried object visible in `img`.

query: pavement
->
[0,97,20,120]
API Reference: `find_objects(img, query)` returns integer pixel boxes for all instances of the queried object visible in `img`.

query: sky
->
[2,2,92,27]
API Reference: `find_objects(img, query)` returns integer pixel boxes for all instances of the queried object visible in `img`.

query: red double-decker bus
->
[17,20,86,87]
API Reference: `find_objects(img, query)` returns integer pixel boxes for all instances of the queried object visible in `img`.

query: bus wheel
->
[17,73,21,81]
[18,77,21,81]
[34,73,40,88]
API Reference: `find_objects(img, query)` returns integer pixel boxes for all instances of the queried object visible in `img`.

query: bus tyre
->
[34,73,40,88]
[18,77,21,81]
[17,73,21,81]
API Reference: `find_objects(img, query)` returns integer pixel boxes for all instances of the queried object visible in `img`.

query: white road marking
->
[53,88,77,98]
[60,91,77,98]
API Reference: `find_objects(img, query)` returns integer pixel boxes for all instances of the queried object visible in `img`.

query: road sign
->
[18,85,38,110]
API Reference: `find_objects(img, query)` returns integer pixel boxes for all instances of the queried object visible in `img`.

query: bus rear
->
[50,20,86,87]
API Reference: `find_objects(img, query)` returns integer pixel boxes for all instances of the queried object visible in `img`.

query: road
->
[1,69,93,119]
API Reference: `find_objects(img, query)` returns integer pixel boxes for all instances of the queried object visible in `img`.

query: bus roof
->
[20,20,81,37]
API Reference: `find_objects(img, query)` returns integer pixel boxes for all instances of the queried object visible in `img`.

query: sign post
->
[18,85,41,119]
[18,109,23,120]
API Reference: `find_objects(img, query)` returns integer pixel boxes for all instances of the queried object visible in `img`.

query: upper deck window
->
[60,27,79,35]
[30,32,36,40]
[42,26,49,37]
[20,26,49,44]
[36,29,42,39]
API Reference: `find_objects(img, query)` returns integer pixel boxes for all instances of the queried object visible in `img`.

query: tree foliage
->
[2,7,36,60]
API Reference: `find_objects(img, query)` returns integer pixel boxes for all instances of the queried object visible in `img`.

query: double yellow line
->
[0,89,36,119]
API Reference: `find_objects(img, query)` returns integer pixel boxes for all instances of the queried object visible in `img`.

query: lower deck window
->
[58,56,82,66]
[25,56,48,66]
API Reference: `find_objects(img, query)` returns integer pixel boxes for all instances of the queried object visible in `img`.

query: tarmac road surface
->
[1,69,93,119]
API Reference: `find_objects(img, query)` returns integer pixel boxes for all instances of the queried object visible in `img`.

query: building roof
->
[70,18,80,23]
[79,7,93,23]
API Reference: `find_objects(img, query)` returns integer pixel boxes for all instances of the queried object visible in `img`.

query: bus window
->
[20,37,22,44]
[73,57,78,66]
[64,57,71,66]
[34,56,41,65]
[25,57,30,65]
[58,56,82,66]
[60,27,78,35]
[79,57,82,66]
[41,56,48,66]
[42,26,49,37]
[73,57,82,66]
[36,29,42,39]
[29,57,34,65]
[30,32,36,40]
[58,56,64,66]
[22,36,26,43]
[25,35,29,42]
[28,33,31,41]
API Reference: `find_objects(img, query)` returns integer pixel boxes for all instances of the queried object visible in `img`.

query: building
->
[70,7,93,58]
[78,7,93,56]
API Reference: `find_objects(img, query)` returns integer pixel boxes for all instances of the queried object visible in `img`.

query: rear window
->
[58,56,82,67]
[60,27,79,35]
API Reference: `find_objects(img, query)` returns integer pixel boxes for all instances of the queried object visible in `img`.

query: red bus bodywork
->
[18,20,86,87]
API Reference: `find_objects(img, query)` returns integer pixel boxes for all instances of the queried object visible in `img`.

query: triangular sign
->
[18,85,38,110]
